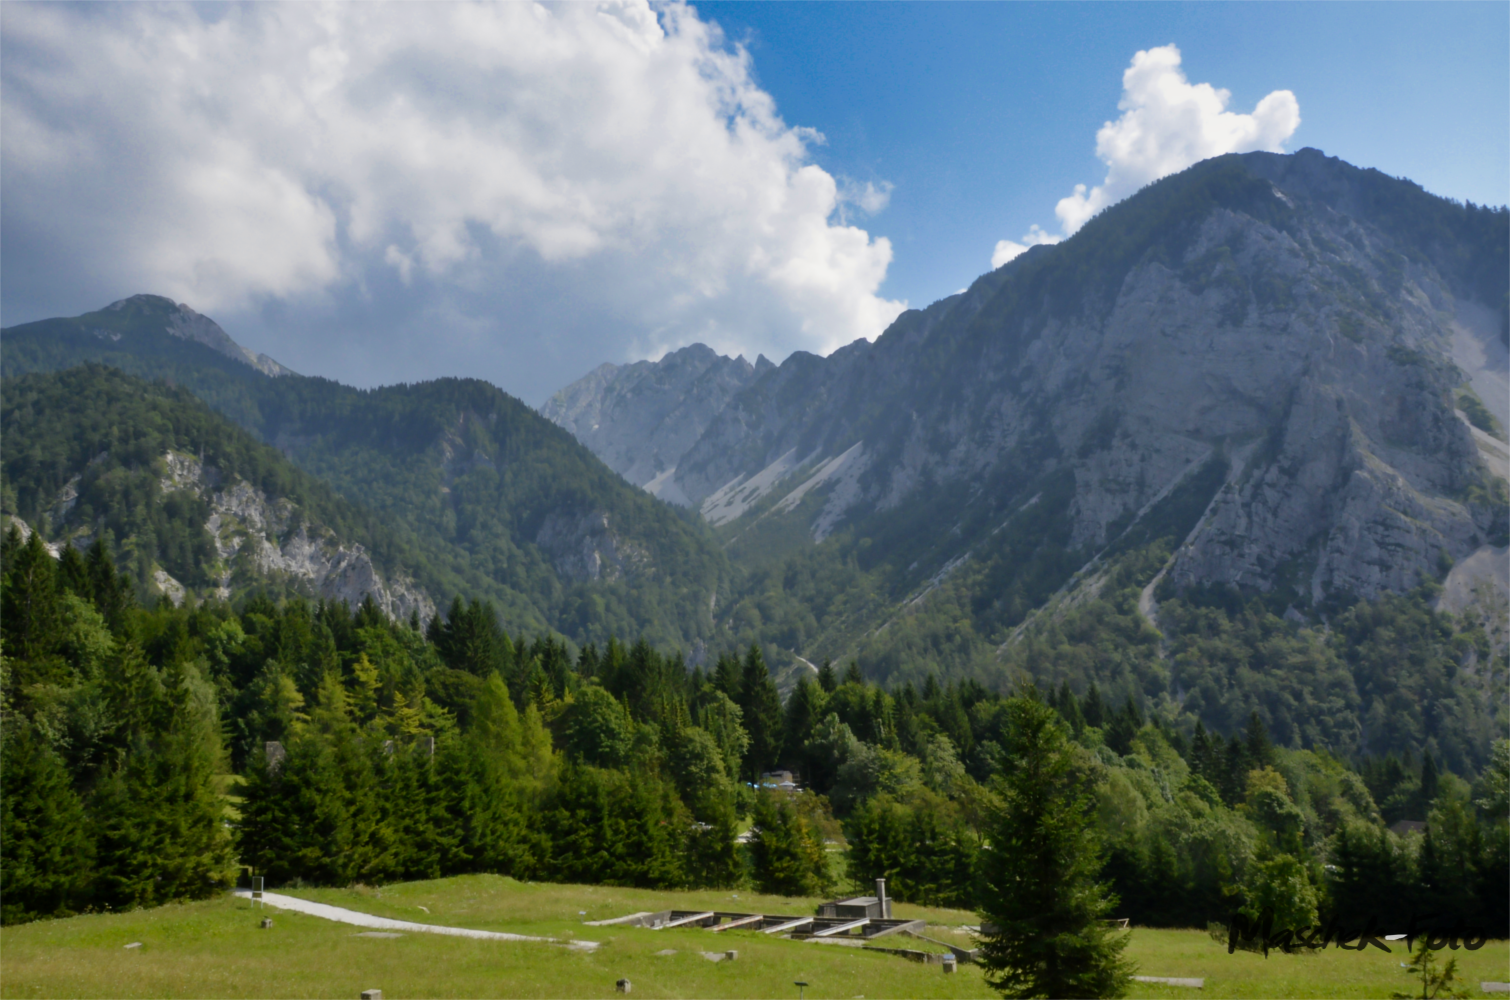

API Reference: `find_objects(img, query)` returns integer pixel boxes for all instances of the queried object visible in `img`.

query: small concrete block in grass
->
[123,942,142,950]
[260,918,273,929]
[616,978,632,993]
[1482,984,1510,994]
[360,991,382,1000]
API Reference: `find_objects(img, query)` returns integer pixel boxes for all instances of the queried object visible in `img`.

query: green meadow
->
[2,875,1506,999]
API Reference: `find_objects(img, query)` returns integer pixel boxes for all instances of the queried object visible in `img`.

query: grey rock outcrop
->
[535,509,650,583]
[540,344,772,502]
[161,449,434,619]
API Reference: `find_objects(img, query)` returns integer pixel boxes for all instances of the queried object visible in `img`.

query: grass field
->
[2,875,1506,999]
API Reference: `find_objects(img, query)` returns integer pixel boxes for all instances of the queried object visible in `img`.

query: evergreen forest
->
[4,522,1505,945]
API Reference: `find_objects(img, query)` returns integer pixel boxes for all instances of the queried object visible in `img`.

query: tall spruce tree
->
[817,658,838,693]
[782,676,828,772]
[0,722,95,922]
[978,694,1132,999]
[92,660,235,908]
[2,531,67,688]
[748,790,834,897]
[430,598,514,678]
[737,645,783,780]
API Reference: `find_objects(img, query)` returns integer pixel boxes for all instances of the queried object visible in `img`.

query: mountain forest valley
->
[2,150,1507,969]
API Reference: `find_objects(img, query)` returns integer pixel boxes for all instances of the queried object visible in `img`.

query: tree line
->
[3,526,1506,949]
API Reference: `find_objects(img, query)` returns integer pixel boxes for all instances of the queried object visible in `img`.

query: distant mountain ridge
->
[542,148,1509,677]
[9,293,296,378]
[540,344,774,504]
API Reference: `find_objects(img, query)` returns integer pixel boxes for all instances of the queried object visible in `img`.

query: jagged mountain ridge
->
[545,148,1508,667]
[2,313,734,650]
[540,343,774,503]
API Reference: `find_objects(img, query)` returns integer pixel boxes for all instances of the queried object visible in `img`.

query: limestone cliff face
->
[551,149,1508,614]
[534,510,650,583]
[540,343,772,502]
[160,449,434,618]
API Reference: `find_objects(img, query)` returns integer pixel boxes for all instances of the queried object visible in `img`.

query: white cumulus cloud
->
[1,1,905,400]
[991,225,1061,269]
[991,43,1299,268]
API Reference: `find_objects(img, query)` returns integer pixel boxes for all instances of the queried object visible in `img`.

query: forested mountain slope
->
[2,305,733,650]
[1,366,446,618]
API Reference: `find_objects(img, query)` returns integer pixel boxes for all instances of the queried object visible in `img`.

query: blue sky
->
[2,2,1505,405]
[698,2,1509,310]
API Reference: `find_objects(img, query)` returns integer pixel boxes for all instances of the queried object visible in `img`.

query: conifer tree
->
[711,651,742,700]
[1417,795,1485,929]
[83,538,134,632]
[738,645,784,780]
[817,658,837,693]
[1419,751,1440,811]
[1053,681,1085,737]
[431,598,513,678]
[2,532,66,686]
[684,788,743,888]
[782,676,828,771]
[0,722,95,923]
[1327,824,1411,928]
[695,688,750,782]
[540,765,686,888]
[92,661,235,908]
[459,699,536,873]
[1081,682,1106,729]
[1105,698,1139,756]
[1243,711,1274,770]
[748,790,833,897]
[978,694,1132,999]
[56,544,91,603]
[472,673,523,764]
[1189,722,1217,786]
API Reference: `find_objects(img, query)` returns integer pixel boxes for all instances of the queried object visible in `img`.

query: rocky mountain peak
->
[104,293,296,377]
[540,342,770,499]
[545,150,1509,627]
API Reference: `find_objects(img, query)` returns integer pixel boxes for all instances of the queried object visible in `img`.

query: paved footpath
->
[234,890,599,950]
